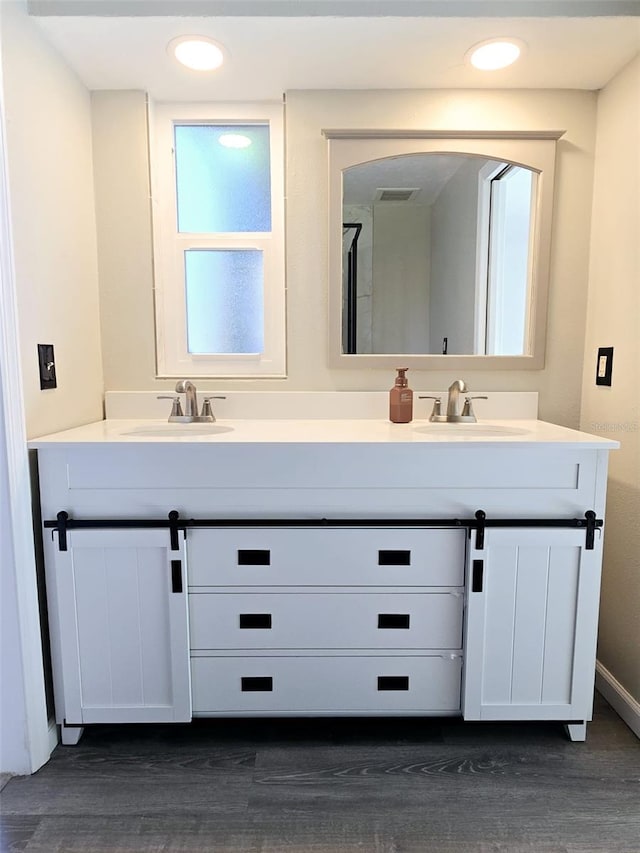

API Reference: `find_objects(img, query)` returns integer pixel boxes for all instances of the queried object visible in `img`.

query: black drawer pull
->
[378,676,409,691]
[472,559,484,593]
[171,560,183,594]
[378,613,410,629]
[241,677,273,692]
[239,613,272,629]
[238,549,270,566]
[378,550,411,566]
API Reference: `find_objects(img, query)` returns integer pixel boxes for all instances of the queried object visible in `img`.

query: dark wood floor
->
[1,694,638,853]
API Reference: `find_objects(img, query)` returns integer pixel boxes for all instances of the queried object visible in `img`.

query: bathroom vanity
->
[30,413,617,744]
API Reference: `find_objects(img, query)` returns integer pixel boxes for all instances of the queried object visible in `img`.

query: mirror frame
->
[324,129,564,370]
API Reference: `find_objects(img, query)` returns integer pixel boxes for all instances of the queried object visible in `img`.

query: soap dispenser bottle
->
[389,368,413,423]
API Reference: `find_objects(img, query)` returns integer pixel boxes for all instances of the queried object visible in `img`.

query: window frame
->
[150,101,286,378]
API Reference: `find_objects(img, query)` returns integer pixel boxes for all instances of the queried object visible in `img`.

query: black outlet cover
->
[38,344,57,390]
[596,347,613,387]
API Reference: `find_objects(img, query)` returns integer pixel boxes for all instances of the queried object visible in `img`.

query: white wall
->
[429,158,482,354]
[93,88,597,428]
[372,203,430,354]
[0,0,104,773]
[286,88,597,427]
[581,53,640,706]
[91,90,157,388]
[1,1,103,439]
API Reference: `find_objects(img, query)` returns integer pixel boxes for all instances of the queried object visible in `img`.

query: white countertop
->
[28,418,620,449]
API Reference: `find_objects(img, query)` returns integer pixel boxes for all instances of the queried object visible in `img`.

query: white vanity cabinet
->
[48,528,191,737]
[30,419,617,743]
[187,526,465,716]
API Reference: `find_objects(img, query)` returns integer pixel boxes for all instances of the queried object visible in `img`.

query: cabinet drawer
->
[188,528,465,587]
[191,654,462,714]
[189,591,463,650]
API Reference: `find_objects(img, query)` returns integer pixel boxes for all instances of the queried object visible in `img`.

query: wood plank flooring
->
[1,694,638,853]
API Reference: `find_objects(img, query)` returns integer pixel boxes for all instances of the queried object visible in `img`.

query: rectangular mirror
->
[325,131,564,370]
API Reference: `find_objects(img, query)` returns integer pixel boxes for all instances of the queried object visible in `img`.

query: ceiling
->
[30,1,640,101]
[344,154,470,206]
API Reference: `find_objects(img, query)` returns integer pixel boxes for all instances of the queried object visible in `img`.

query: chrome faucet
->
[175,379,199,418]
[446,379,467,420]
[419,380,487,423]
[157,380,226,423]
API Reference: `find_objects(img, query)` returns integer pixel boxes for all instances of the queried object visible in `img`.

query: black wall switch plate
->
[596,346,614,386]
[38,344,57,390]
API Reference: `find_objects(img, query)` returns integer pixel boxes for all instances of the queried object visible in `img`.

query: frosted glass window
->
[185,250,264,354]
[175,125,271,233]
[152,102,284,376]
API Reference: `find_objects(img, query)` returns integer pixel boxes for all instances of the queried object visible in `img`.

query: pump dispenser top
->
[389,368,413,423]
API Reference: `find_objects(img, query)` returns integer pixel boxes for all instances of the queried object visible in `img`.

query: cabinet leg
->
[60,723,84,745]
[564,722,587,742]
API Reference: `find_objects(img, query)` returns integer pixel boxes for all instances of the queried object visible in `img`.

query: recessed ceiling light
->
[467,38,524,71]
[219,134,252,149]
[168,36,225,71]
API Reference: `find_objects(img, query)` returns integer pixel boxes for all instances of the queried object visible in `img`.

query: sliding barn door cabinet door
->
[49,528,191,728]
[463,527,602,739]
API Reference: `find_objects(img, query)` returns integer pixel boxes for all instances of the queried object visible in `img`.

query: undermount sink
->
[121,423,234,437]
[414,423,530,437]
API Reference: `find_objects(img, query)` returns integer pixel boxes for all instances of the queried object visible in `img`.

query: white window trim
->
[149,100,286,378]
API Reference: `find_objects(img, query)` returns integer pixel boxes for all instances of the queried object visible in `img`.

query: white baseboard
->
[595,660,640,739]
